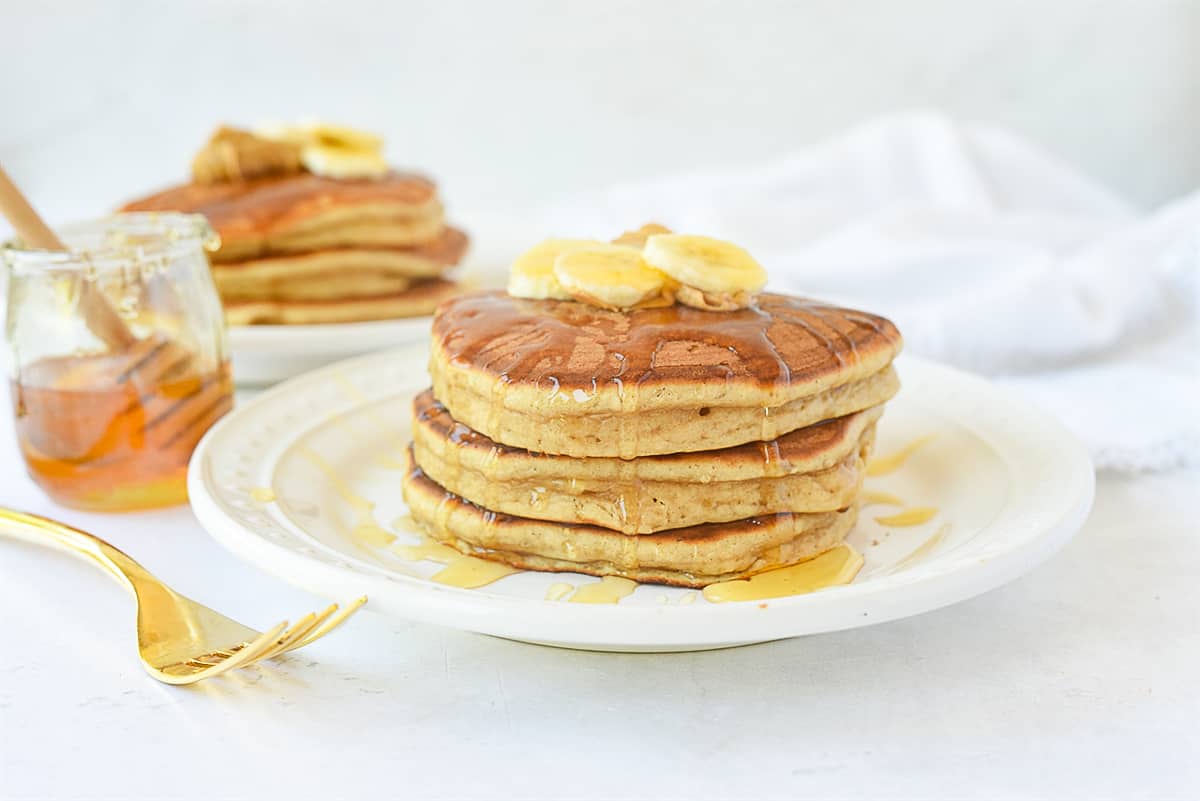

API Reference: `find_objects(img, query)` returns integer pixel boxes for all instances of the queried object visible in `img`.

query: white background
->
[2,0,1198,229]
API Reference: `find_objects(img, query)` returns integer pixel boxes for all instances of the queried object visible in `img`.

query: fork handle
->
[0,508,156,593]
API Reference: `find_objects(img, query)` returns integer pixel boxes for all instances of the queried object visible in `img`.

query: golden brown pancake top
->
[121,171,438,241]
[431,291,902,394]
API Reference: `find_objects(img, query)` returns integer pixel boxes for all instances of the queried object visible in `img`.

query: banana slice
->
[553,245,670,310]
[642,234,766,295]
[508,239,605,300]
[303,123,383,153]
[300,144,389,180]
[255,121,388,179]
[256,121,382,151]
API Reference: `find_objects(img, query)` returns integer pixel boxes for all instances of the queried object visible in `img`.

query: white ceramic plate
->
[228,317,433,386]
[189,346,1094,652]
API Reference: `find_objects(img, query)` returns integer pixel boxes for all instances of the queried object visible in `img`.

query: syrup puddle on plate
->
[702,544,864,603]
[391,534,521,590]
[431,557,520,589]
[568,577,638,604]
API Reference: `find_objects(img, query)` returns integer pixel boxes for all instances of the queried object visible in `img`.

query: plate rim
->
[189,346,1095,650]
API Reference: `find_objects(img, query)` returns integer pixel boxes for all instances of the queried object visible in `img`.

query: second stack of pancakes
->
[124,168,466,325]
[403,290,903,588]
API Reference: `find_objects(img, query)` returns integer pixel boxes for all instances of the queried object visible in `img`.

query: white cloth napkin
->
[540,112,1200,472]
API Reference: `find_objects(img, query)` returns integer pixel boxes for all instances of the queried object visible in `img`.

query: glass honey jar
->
[3,213,233,511]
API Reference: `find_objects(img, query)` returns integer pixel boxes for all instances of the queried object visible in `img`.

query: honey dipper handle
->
[0,163,136,348]
[0,164,64,249]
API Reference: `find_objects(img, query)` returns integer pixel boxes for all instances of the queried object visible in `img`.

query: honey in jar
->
[4,213,232,511]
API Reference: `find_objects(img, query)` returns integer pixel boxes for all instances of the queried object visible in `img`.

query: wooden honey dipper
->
[0,163,136,350]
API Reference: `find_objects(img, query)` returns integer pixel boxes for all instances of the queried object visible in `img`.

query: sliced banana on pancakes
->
[508,229,766,311]
[508,239,604,300]
[641,233,767,311]
[256,121,388,179]
[642,234,767,295]
[553,244,671,310]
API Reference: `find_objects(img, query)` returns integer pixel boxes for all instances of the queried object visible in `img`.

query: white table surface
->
[1,398,1197,801]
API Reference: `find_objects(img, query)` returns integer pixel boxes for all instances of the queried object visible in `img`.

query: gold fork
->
[0,508,366,685]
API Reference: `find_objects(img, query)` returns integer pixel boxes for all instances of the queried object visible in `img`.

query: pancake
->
[121,171,445,262]
[411,390,880,533]
[216,269,416,302]
[429,291,901,457]
[223,279,459,325]
[212,227,468,301]
[263,216,445,261]
[402,458,858,587]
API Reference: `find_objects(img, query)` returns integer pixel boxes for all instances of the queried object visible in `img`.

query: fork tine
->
[255,602,339,659]
[206,621,291,675]
[282,596,367,655]
[253,606,342,664]
[153,621,290,685]
[251,612,317,663]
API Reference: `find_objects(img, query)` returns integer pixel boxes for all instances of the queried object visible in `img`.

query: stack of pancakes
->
[402,290,903,588]
[122,172,466,325]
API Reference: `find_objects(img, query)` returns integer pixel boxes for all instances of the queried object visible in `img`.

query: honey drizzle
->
[701,544,863,603]
[867,435,936,476]
[392,514,420,533]
[331,372,409,468]
[249,486,276,503]
[890,524,950,572]
[392,538,460,563]
[860,489,904,507]
[431,556,519,589]
[568,576,638,604]
[544,582,575,601]
[387,531,522,590]
[875,507,938,527]
[413,389,872,535]
[299,447,396,548]
[349,522,397,547]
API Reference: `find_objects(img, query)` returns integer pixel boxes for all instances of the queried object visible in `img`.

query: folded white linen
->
[540,112,1199,472]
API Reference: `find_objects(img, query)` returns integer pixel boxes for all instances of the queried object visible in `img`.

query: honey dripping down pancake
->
[401,458,859,589]
[428,291,901,457]
[411,390,880,533]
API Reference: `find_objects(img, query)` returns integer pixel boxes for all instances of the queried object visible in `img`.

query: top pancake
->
[428,291,901,456]
[122,172,444,262]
